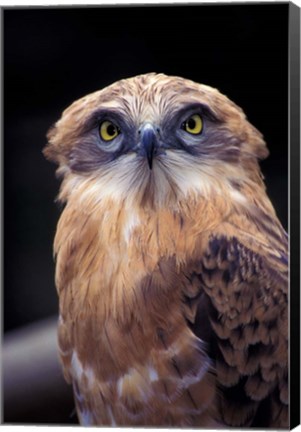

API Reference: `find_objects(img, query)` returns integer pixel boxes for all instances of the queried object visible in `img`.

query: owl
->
[44,73,288,428]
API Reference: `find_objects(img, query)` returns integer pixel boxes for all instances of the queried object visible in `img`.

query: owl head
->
[44,73,268,208]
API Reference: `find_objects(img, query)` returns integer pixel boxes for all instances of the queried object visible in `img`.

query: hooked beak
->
[140,123,157,170]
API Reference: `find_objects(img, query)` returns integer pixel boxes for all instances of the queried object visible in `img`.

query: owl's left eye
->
[181,114,203,135]
[99,120,121,141]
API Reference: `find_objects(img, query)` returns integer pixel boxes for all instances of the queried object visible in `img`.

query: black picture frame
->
[2,2,300,428]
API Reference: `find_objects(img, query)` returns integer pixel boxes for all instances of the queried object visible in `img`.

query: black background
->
[4,4,288,333]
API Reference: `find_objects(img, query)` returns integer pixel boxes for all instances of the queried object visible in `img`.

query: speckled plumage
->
[44,73,288,428]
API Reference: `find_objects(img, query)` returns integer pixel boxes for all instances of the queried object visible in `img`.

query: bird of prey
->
[44,73,288,428]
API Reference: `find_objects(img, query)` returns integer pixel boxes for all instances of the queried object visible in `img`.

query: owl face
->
[84,102,219,169]
[45,73,268,207]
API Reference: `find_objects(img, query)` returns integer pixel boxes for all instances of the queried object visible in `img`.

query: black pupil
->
[107,123,117,136]
[187,118,196,130]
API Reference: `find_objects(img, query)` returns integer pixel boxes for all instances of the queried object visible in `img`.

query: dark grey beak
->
[140,123,157,170]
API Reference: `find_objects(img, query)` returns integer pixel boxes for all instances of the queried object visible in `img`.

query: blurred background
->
[3,3,288,425]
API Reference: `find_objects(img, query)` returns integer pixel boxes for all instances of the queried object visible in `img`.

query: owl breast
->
[55,187,231,426]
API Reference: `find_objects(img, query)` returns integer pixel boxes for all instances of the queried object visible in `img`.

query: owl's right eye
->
[99,120,121,141]
[181,114,203,135]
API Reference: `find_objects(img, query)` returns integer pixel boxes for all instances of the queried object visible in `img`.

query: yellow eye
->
[99,120,120,141]
[182,114,203,135]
